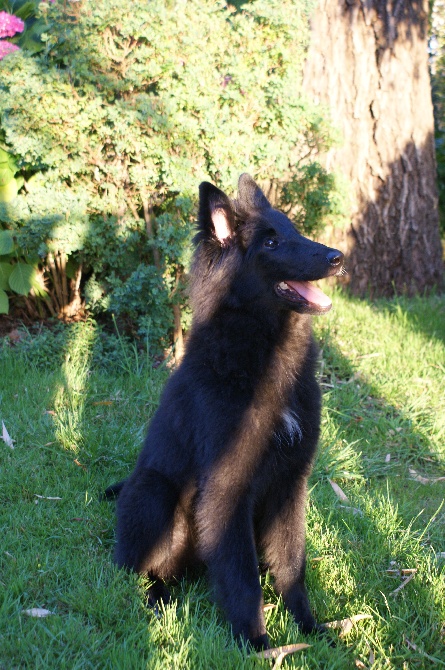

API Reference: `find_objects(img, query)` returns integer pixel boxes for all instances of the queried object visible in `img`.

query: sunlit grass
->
[0,289,444,668]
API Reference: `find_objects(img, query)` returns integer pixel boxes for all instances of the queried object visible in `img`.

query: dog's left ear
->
[237,173,271,212]
[198,182,235,244]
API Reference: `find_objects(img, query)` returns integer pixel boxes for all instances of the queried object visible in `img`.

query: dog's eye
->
[264,237,278,249]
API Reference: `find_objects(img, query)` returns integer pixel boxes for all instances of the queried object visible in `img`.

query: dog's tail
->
[102,479,126,500]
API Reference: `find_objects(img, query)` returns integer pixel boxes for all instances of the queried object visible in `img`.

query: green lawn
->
[0,289,444,669]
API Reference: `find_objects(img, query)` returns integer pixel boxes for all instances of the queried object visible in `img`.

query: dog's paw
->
[248,633,271,652]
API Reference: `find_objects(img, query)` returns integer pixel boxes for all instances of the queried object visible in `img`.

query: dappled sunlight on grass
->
[51,323,96,454]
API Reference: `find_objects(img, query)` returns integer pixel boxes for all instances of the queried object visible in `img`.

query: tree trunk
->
[304,0,444,296]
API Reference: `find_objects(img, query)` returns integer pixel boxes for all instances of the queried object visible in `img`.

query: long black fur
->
[105,174,344,650]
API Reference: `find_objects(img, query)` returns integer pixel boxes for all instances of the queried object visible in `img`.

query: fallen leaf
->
[1,421,15,449]
[385,453,391,463]
[409,468,445,485]
[325,614,372,635]
[44,410,56,416]
[256,643,311,661]
[355,661,367,669]
[74,459,87,470]
[328,479,349,502]
[8,329,24,344]
[263,603,277,612]
[22,608,54,618]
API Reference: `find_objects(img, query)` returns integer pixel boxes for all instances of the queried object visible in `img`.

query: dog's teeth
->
[278,282,288,290]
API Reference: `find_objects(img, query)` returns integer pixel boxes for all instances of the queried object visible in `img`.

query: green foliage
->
[0,144,23,202]
[0,0,343,346]
[278,163,349,237]
[0,227,47,313]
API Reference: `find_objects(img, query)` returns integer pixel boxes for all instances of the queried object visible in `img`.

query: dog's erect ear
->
[198,182,235,244]
[237,173,271,212]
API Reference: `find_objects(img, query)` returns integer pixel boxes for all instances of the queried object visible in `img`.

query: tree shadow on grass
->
[303,326,445,661]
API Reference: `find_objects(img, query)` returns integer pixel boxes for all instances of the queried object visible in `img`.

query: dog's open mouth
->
[275,280,332,313]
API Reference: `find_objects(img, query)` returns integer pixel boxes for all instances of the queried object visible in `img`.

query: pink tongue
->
[286,280,332,308]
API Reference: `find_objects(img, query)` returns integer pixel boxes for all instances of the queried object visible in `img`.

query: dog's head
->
[195,174,344,316]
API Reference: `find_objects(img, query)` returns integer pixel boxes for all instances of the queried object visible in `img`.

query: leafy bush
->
[0,0,344,350]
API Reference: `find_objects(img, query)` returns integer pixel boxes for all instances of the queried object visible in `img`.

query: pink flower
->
[0,11,25,39]
[0,40,20,60]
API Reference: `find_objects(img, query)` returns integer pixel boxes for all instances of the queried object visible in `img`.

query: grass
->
[0,289,444,669]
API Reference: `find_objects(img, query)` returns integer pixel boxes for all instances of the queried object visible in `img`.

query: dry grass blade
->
[34,494,62,501]
[311,555,333,563]
[255,643,311,661]
[339,505,363,516]
[405,636,445,665]
[263,603,277,612]
[325,614,372,635]
[328,478,349,502]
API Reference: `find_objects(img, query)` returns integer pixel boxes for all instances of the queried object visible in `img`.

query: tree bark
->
[304,0,444,296]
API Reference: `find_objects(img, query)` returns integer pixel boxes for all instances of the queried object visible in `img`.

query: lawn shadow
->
[303,325,445,659]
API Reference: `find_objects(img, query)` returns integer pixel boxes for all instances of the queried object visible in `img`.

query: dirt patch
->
[0,314,34,339]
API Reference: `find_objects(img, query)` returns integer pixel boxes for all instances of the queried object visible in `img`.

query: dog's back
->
[109,174,344,650]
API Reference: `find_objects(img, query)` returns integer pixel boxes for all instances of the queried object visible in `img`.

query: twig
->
[389,572,415,596]
[256,643,311,661]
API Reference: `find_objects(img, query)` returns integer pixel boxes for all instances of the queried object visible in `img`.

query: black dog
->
[105,174,344,650]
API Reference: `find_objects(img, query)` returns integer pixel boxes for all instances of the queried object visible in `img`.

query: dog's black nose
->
[326,250,344,267]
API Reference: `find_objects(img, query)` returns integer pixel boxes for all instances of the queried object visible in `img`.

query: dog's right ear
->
[198,182,235,245]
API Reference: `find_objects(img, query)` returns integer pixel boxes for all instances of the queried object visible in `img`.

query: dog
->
[105,174,344,650]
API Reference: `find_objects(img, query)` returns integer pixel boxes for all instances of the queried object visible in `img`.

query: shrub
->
[0,0,343,350]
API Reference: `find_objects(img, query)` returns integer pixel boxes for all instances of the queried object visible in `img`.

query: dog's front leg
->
[196,485,269,651]
[259,474,320,635]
